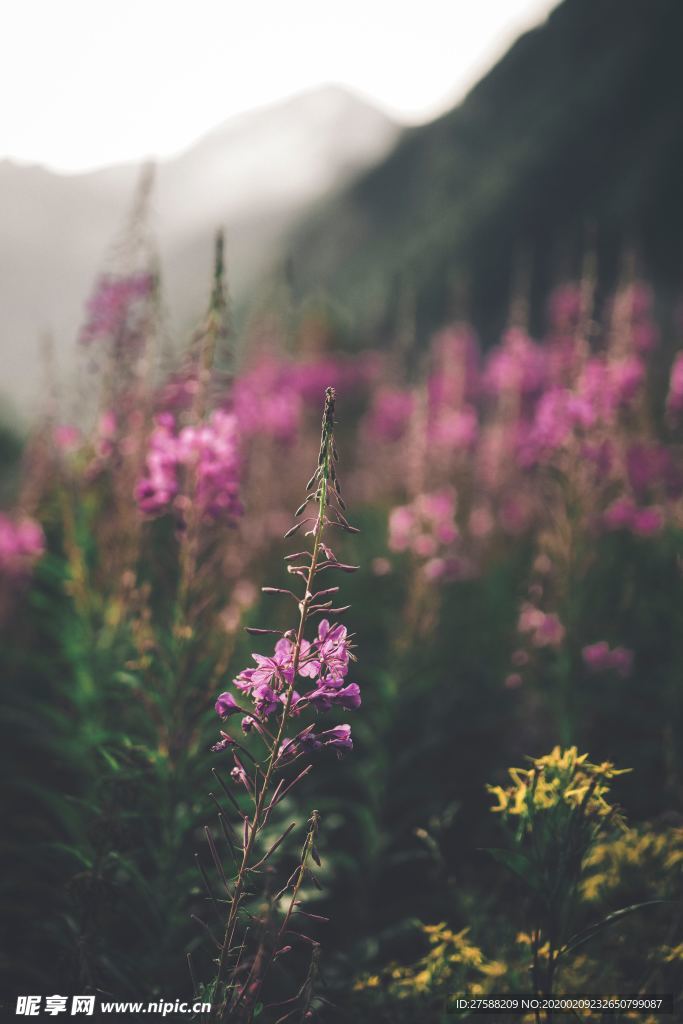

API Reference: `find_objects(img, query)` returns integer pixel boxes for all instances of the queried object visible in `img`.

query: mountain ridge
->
[282,0,683,343]
[0,86,399,419]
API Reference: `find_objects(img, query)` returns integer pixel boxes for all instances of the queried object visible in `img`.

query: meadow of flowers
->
[1,228,682,1022]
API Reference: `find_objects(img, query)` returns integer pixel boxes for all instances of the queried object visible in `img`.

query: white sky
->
[1,0,558,174]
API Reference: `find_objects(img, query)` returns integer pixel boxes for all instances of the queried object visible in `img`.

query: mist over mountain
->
[282,0,683,343]
[0,86,398,418]
[5,0,683,421]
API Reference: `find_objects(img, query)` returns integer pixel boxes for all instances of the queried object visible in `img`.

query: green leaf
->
[99,748,120,772]
[559,900,671,959]
[482,847,537,887]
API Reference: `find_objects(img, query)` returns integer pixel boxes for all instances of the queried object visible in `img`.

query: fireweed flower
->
[582,641,633,678]
[484,327,547,400]
[388,488,461,579]
[249,638,297,688]
[602,497,665,537]
[0,514,45,579]
[136,408,242,522]
[204,388,361,1021]
[364,385,415,442]
[517,602,566,648]
[215,692,242,717]
[135,414,179,515]
[79,270,154,348]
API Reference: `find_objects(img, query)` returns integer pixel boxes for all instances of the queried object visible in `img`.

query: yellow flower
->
[564,784,589,806]
[509,766,532,787]
[534,775,560,809]
[413,969,431,991]
[488,785,509,812]
[424,922,447,935]
[479,960,507,977]
[509,782,528,815]
[580,872,609,901]
[534,745,587,771]
[588,760,632,777]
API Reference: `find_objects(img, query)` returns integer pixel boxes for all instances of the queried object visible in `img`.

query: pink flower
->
[371,557,392,576]
[388,505,416,552]
[518,603,565,648]
[301,620,351,682]
[135,416,179,515]
[54,424,81,452]
[0,515,45,578]
[582,642,633,678]
[484,328,546,399]
[582,641,611,671]
[250,638,297,690]
[532,613,565,648]
[388,489,461,577]
[79,271,154,347]
[609,356,645,406]
[630,506,664,537]
[365,387,414,442]
[602,499,664,537]
[136,409,241,522]
[215,692,242,717]
[429,406,479,450]
[603,498,636,532]
[666,352,683,419]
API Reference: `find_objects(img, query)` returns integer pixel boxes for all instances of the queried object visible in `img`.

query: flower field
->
[1,232,682,1022]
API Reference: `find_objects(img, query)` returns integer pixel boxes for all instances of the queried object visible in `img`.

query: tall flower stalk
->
[201,387,360,1021]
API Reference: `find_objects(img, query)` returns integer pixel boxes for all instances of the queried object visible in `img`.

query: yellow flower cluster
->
[660,942,683,963]
[487,746,630,823]
[580,825,683,901]
[353,922,506,999]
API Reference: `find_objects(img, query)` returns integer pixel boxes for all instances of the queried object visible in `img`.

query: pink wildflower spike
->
[206,389,359,1014]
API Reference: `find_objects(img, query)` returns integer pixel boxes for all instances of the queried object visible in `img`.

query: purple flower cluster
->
[79,271,154,347]
[231,350,378,445]
[136,409,242,521]
[364,386,415,443]
[602,498,664,537]
[278,723,353,762]
[484,327,548,401]
[582,641,633,678]
[388,489,466,580]
[517,602,566,649]
[516,355,646,469]
[367,279,683,569]
[0,514,45,578]
[213,618,359,758]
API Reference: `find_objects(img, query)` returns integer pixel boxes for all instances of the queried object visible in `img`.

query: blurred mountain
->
[0,86,398,419]
[283,0,683,343]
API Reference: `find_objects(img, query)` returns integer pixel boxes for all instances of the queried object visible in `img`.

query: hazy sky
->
[1,0,558,174]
